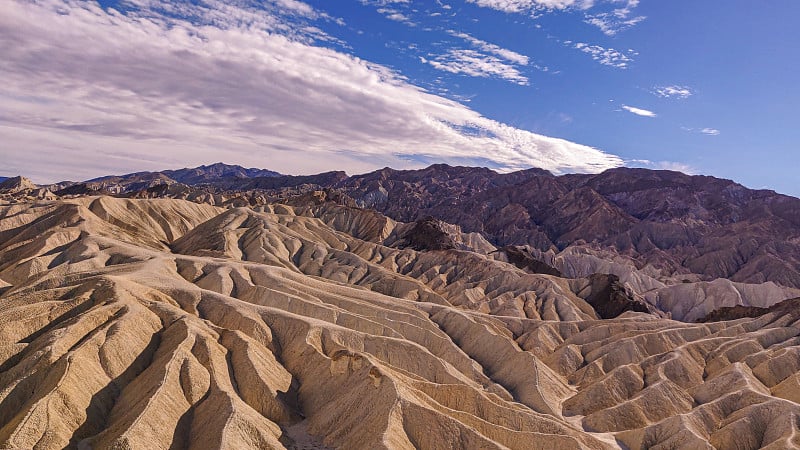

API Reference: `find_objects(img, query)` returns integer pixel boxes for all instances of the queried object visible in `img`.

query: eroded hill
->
[1,195,799,449]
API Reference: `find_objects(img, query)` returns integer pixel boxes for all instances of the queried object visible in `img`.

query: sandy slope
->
[1,197,799,449]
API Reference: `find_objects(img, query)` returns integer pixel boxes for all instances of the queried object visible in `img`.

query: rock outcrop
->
[0,176,36,193]
[496,245,562,276]
[0,176,56,203]
[393,216,460,251]
[572,273,659,319]
[699,297,800,322]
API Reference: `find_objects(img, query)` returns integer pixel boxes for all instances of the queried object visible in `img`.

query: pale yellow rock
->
[1,196,799,449]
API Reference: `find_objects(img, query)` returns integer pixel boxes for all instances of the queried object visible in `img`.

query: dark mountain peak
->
[198,162,228,169]
[80,163,283,193]
[511,167,554,178]
[356,164,499,182]
[162,163,281,184]
[240,171,348,190]
[420,164,500,179]
[580,167,741,195]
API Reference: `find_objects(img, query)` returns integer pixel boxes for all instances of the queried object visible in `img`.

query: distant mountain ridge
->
[82,162,282,192]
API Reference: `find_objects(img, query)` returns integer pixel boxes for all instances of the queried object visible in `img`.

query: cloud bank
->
[0,0,623,182]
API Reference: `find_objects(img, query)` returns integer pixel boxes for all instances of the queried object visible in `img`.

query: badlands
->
[1,167,800,449]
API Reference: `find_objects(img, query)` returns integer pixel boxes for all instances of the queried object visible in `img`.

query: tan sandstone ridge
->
[1,196,799,449]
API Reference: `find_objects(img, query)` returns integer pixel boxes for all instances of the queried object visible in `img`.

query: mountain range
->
[22,162,800,314]
[1,163,799,448]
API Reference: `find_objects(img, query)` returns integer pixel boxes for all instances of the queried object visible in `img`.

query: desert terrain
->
[1,166,799,449]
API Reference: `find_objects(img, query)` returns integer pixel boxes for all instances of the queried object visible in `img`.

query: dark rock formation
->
[578,273,657,319]
[54,183,109,196]
[497,246,562,276]
[397,217,459,251]
[698,297,800,322]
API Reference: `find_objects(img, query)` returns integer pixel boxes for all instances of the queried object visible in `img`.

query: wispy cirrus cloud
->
[361,0,417,26]
[653,85,693,99]
[0,0,623,182]
[466,0,592,13]
[421,49,529,85]
[465,0,646,36]
[584,0,645,36]
[622,105,657,117]
[573,42,636,68]
[448,30,530,65]
[682,127,720,136]
[421,30,539,84]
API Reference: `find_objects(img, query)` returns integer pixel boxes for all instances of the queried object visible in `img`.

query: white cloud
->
[622,105,657,117]
[466,0,631,15]
[585,14,644,35]
[449,31,530,65]
[584,0,644,35]
[361,0,410,5]
[465,0,645,34]
[376,8,414,24]
[574,42,635,68]
[682,127,721,136]
[466,0,586,12]
[422,49,529,85]
[653,85,693,99]
[0,0,623,183]
[363,0,416,25]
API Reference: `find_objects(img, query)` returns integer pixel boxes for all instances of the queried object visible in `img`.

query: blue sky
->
[1,0,798,196]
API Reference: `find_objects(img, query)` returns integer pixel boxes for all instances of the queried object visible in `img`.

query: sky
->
[1,0,799,196]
